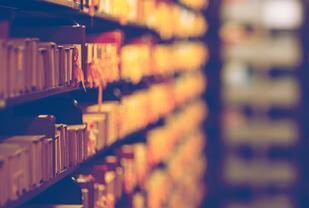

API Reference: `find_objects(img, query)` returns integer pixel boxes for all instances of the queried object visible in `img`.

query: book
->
[12,38,39,93]
[7,40,16,97]
[55,130,61,174]
[37,48,46,91]
[82,113,107,152]
[38,42,57,89]
[56,124,68,171]
[0,39,7,99]
[67,126,78,167]
[43,137,53,181]
[0,155,6,206]
[83,102,119,146]
[57,46,65,86]
[63,45,74,86]
[67,124,88,166]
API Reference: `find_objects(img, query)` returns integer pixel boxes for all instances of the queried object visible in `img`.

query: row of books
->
[118,72,206,137]
[87,39,207,85]
[83,70,206,142]
[22,99,206,208]
[17,98,206,208]
[0,39,81,99]
[0,36,207,99]
[148,100,207,167]
[0,73,206,206]
[75,147,136,208]
[146,131,206,208]
[74,104,206,208]
[83,0,207,39]
[82,71,206,154]
[0,120,88,206]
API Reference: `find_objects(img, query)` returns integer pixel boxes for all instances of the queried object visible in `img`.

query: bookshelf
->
[213,0,308,207]
[2,118,160,208]
[1,92,199,208]
[0,0,208,207]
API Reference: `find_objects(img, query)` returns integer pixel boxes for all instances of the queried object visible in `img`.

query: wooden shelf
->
[75,11,161,40]
[0,0,161,39]
[0,1,200,42]
[0,0,80,11]
[0,74,174,110]
[0,86,80,110]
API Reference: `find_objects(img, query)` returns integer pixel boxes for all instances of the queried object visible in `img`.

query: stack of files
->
[85,42,120,87]
[82,101,119,152]
[86,31,122,86]
[0,38,81,100]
